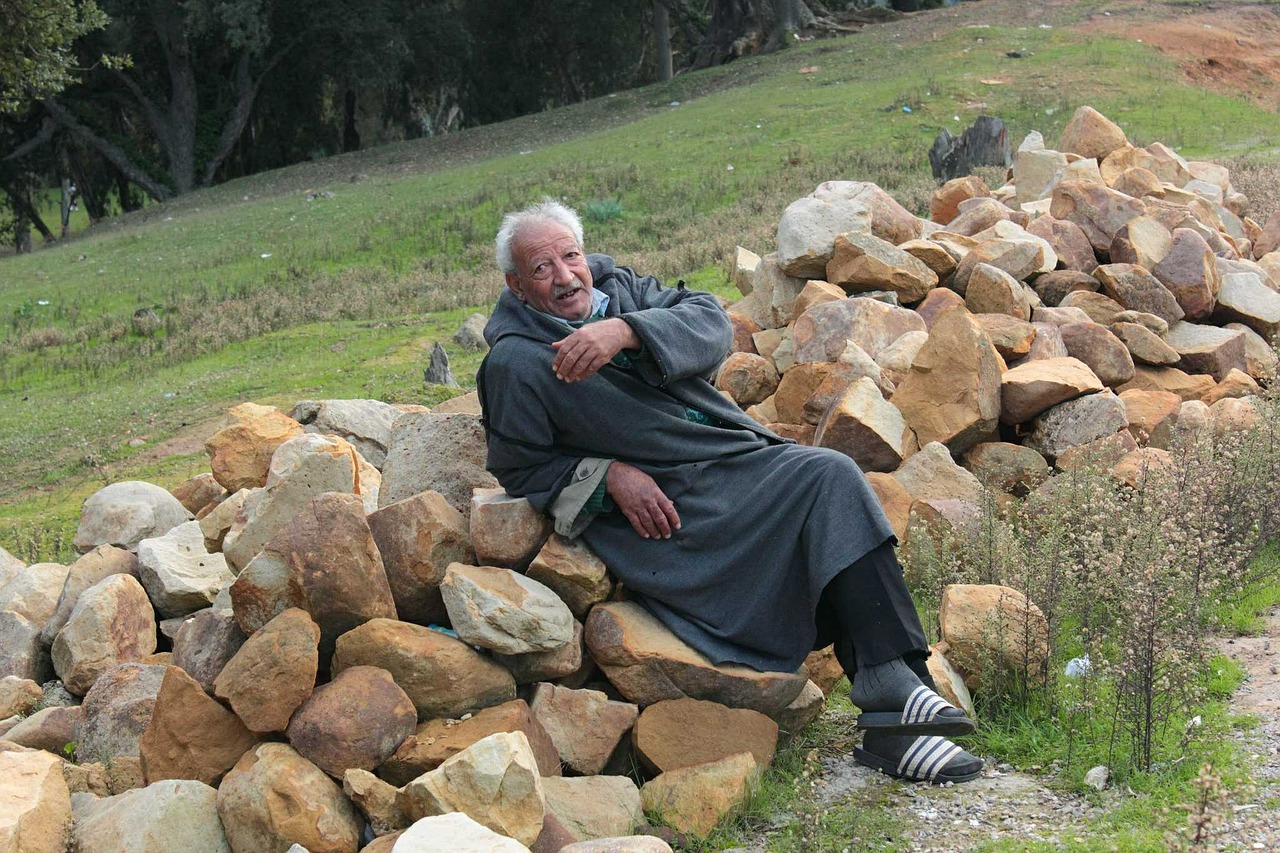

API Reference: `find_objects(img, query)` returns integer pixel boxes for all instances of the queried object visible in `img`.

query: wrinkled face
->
[505,221,594,321]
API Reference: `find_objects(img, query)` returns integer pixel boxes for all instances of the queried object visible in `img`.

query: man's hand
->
[607,462,680,540]
[550,318,639,383]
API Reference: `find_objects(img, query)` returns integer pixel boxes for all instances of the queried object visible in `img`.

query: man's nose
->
[551,258,576,284]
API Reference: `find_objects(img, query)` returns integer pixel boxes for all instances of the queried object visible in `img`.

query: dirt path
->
[1215,607,1280,849]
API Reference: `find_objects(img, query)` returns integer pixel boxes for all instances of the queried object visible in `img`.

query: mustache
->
[554,280,587,297]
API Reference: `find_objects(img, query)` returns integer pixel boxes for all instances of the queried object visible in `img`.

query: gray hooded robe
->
[478,255,894,672]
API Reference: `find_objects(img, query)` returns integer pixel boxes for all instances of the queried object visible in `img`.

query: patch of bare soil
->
[1081,2,1280,111]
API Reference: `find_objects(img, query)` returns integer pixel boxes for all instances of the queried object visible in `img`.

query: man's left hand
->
[550,318,639,382]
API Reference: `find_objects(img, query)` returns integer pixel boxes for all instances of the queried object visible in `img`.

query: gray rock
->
[441,564,574,654]
[72,779,232,852]
[291,398,404,469]
[892,441,984,504]
[0,561,70,626]
[453,313,490,352]
[136,522,233,619]
[776,195,872,278]
[379,413,498,517]
[1025,391,1129,462]
[1214,271,1280,340]
[425,341,458,387]
[1165,322,1247,381]
[74,481,192,554]
[0,610,50,683]
[76,662,167,763]
[171,608,247,693]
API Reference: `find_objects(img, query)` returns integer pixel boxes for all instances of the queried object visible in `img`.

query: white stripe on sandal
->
[897,735,964,782]
[902,685,954,725]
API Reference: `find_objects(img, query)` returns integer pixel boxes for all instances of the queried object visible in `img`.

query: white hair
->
[495,199,585,274]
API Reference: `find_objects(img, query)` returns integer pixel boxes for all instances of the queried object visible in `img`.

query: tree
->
[691,0,821,68]
[0,0,110,113]
[39,0,298,200]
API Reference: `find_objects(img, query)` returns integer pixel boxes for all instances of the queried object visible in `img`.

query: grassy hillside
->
[3,0,1279,558]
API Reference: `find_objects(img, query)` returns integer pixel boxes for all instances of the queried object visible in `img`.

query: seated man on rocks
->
[477,199,982,784]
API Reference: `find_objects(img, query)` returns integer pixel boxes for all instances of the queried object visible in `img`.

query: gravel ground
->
[729,606,1280,852]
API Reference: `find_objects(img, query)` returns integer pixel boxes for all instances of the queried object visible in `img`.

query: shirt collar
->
[528,288,609,327]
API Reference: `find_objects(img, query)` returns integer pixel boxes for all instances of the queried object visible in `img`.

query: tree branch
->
[3,117,56,162]
[113,68,172,150]
[200,37,298,186]
[41,99,172,201]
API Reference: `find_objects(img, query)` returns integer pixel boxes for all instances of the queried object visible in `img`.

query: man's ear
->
[504,272,524,300]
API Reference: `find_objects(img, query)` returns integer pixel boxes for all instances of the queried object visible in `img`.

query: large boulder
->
[378,699,561,786]
[940,584,1050,687]
[441,564,574,655]
[525,535,613,619]
[824,231,937,303]
[584,602,806,714]
[890,311,1003,454]
[0,748,72,853]
[140,665,259,786]
[892,441,984,505]
[0,611,50,683]
[72,779,232,853]
[1094,263,1184,326]
[291,398,404,469]
[791,297,926,364]
[393,812,529,853]
[52,573,157,697]
[813,376,915,473]
[136,521,233,619]
[367,491,474,626]
[205,402,304,492]
[332,618,515,721]
[41,545,138,645]
[1151,229,1221,320]
[1024,390,1129,462]
[715,353,780,407]
[632,697,778,776]
[1214,271,1280,339]
[0,676,41,719]
[216,742,362,853]
[812,181,922,246]
[1058,322,1135,388]
[469,489,553,570]
[999,357,1103,425]
[286,666,416,778]
[0,561,70,627]
[3,704,82,754]
[74,481,192,554]
[1058,105,1128,161]
[397,731,545,848]
[775,194,871,278]
[230,492,396,662]
[221,434,362,571]
[379,413,499,516]
[640,752,759,839]
[529,683,639,776]
[76,662,167,763]
[1164,322,1247,381]
[1049,181,1145,254]
[213,608,320,734]
[170,608,246,693]
[541,776,644,845]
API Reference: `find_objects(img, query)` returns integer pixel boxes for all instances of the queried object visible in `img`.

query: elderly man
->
[477,199,982,783]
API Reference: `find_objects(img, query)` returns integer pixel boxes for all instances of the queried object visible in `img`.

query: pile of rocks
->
[724,105,1278,536]
[1,396,847,852]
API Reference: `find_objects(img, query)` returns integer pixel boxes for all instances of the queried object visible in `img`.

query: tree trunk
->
[13,203,31,253]
[691,0,819,68]
[653,1,674,82]
[60,177,72,237]
[343,89,361,152]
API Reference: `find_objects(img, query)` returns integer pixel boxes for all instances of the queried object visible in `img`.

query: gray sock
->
[850,656,926,713]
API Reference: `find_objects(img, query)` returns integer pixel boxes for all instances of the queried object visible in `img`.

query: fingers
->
[625,493,679,540]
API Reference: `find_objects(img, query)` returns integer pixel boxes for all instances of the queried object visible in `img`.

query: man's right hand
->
[606,462,681,540]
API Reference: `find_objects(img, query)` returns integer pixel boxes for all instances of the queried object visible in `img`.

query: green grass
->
[2,4,1279,547]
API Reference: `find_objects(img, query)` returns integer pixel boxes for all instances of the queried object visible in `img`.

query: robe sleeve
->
[611,267,733,388]
[479,346,613,537]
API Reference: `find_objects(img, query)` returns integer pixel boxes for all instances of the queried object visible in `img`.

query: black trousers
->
[814,539,932,682]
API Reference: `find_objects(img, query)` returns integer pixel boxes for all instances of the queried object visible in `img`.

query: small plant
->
[583,198,624,224]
